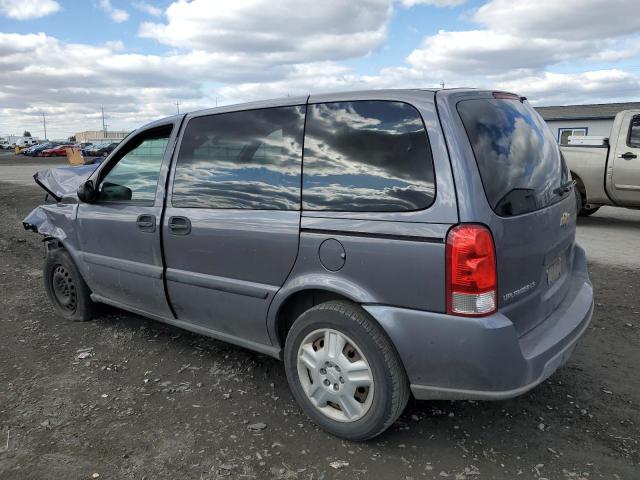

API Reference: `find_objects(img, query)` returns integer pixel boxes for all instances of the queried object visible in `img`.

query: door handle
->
[168,216,191,235]
[617,152,637,159]
[136,214,156,232]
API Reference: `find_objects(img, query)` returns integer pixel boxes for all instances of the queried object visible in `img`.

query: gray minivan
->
[24,89,594,440]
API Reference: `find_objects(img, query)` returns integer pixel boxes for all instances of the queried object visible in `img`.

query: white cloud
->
[98,0,129,23]
[406,30,591,76]
[133,1,162,17]
[401,0,465,7]
[496,70,640,105]
[474,0,640,41]
[0,0,60,19]
[2,0,640,139]
[401,1,640,79]
[139,0,392,64]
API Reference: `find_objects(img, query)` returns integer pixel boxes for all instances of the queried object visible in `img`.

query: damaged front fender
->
[23,202,78,240]
[23,164,96,249]
[23,195,87,280]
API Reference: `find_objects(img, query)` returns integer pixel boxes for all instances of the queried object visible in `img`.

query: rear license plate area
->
[547,256,563,286]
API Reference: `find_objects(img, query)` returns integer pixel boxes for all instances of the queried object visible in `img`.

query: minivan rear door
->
[453,93,576,336]
[161,101,306,348]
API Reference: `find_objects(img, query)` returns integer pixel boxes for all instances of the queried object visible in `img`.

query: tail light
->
[446,224,497,316]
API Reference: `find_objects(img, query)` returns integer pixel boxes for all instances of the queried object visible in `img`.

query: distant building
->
[535,102,640,145]
[74,130,130,144]
[0,135,40,147]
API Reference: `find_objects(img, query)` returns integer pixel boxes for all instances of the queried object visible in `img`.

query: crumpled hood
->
[34,164,99,201]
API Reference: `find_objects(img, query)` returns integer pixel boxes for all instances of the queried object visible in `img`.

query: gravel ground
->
[0,156,638,479]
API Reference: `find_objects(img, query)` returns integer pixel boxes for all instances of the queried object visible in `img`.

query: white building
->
[535,102,640,145]
[74,130,130,144]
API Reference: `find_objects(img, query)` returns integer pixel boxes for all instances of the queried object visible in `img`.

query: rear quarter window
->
[457,98,568,217]
[302,100,435,212]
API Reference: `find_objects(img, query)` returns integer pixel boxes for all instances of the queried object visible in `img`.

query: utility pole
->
[440,81,445,89]
[42,112,47,140]
[101,105,106,138]
[175,100,181,114]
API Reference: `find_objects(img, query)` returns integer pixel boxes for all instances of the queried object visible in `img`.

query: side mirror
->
[77,180,97,203]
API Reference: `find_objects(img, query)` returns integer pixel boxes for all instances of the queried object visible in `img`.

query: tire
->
[574,186,584,214]
[575,187,600,216]
[284,300,409,441]
[580,206,600,216]
[43,246,95,321]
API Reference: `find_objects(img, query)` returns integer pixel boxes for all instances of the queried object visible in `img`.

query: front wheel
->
[44,247,95,321]
[284,301,409,441]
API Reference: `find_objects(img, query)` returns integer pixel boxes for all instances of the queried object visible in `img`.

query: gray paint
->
[369,245,592,399]
[24,88,594,401]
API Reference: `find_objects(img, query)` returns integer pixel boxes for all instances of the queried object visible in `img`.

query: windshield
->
[457,98,568,217]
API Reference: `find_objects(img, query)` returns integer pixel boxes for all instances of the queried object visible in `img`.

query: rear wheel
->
[580,205,600,216]
[284,301,409,441]
[574,183,600,216]
[44,247,95,321]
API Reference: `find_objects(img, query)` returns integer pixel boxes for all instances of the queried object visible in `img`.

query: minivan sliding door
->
[162,104,305,347]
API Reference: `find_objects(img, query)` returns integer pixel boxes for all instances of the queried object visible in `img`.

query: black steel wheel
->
[44,246,95,321]
[50,264,78,313]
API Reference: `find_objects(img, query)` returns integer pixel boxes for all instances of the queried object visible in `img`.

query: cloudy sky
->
[1,0,639,139]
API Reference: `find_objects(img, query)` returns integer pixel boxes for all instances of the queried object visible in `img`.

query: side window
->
[628,115,640,148]
[98,127,171,204]
[302,101,435,212]
[172,106,305,210]
[558,128,587,146]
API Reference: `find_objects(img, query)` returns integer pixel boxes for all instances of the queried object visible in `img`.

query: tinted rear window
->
[302,100,435,212]
[457,99,568,217]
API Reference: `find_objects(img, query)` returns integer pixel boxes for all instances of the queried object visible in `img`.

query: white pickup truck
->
[562,110,640,215]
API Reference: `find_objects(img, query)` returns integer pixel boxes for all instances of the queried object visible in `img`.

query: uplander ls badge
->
[560,212,571,227]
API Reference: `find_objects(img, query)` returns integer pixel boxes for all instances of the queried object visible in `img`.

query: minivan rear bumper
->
[364,244,593,400]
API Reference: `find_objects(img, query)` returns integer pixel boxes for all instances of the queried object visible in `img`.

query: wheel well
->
[276,289,354,347]
[571,172,586,199]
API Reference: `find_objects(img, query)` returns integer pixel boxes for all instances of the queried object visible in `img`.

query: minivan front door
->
[162,104,306,347]
[610,111,640,206]
[76,124,177,318]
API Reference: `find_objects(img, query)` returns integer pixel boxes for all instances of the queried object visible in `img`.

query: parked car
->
[20,144,40,155]
[83,142,119,157]
[41,145,73,157]
[23,89,594,441]
[26,142,59,156]
[562,110,640,215]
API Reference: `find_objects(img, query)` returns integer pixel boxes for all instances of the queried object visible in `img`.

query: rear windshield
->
[457,98,568,217]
